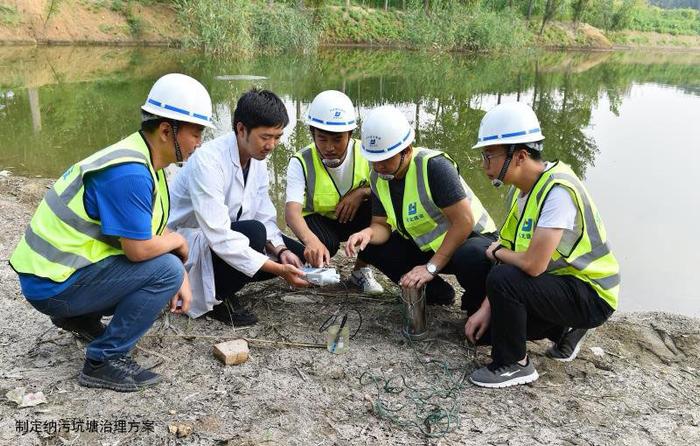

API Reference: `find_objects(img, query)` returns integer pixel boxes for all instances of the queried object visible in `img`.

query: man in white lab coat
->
[169,89,308,325]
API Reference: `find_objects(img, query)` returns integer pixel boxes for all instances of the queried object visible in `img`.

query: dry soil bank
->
[0,175,699,445]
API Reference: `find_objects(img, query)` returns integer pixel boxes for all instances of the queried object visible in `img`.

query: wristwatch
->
[426,262,438,276]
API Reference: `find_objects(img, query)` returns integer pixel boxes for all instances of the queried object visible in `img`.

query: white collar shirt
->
[168,132,284,317]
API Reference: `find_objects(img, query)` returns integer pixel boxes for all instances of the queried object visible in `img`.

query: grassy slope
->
[0,1,697,51]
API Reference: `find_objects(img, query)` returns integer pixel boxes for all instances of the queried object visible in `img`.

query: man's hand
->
[485,241,502,263]
[335,188,365,224]
[279,249,304,268]
[303,238,330,268]
[399,265,435,289]
[345,228,372,257]
[278,264,309,288]
[170,270,192,314]
[465,299,491,344]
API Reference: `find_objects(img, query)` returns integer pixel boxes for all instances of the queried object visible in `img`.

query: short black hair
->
[141,111,168,133]
[511,142,543,160]
[526,148,543,160]
[233,88,289,132]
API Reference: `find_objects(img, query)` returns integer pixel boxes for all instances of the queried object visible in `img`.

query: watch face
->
[427,263,437,274]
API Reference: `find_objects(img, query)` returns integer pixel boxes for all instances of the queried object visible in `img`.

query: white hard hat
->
[306,90,357,132]
[361,105,415,162]
[141,73,215,129]
[472,102,544,149]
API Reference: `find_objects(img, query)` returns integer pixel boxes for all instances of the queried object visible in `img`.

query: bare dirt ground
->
[1,175,699,446]
[0,0,181,45]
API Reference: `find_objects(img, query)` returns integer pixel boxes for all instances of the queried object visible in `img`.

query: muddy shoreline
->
[1,175,698,445]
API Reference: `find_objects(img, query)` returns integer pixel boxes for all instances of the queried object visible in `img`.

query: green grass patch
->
[170,1,697,56]
[175,0,316,56]
[319,5,530,52]
[581,0,699,35]
[0,3,21,27]
[628,6,699,35]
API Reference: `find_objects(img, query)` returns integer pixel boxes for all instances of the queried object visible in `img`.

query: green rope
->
[359,340,474,438]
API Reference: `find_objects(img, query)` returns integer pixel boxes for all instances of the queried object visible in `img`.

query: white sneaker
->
[349,267,384,295]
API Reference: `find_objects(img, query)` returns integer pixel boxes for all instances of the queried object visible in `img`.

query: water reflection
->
[1,47,699,315]
[2,47,698,184]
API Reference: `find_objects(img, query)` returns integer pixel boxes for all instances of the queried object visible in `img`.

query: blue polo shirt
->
[19,163,154,300]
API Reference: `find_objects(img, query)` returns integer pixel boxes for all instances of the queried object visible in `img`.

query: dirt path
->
[1,175,699,445]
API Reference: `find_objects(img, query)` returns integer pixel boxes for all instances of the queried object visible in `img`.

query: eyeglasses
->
[480,151,505,168]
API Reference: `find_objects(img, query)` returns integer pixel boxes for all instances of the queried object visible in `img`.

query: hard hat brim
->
[472,133,545,149]
[361,128,414,162]
[305,118,357,133]
[141,104,216,129]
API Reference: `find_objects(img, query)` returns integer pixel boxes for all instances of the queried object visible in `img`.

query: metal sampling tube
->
[400,285,428,341]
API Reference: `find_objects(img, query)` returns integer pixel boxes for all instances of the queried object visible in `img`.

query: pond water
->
[1,46,698,316]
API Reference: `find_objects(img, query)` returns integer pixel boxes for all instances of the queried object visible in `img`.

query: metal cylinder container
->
[400,285,428,341]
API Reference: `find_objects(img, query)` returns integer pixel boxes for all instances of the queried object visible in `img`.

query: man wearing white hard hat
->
[285,90,383,294]
[169,89,309,327]
[10,73,214,391]
[466,102,620,388]
[345,105,498,310]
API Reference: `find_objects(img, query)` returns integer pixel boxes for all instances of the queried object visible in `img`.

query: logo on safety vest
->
[61,166,74,180]
[408,202,417,215]
[519,218,533,240]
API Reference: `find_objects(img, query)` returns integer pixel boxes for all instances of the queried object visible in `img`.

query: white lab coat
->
[168,132,285,318]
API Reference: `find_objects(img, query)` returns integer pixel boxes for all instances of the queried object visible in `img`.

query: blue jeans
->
[28,254,184,361]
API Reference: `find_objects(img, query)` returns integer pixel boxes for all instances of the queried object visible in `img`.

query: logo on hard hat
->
[367,135,381,147]
[330,108,344,119]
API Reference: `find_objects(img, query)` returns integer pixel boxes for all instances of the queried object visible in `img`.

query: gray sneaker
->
[78,356,161,392]
[469,359,539,388]
[546,328,588,362]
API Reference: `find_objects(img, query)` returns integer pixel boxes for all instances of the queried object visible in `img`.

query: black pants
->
[211,220,305,300]
[302,200,372,257]
[486,264,614,366]
[359,231,497,310]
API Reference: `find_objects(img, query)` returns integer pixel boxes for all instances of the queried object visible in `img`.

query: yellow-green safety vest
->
[499,161,620,309]
[370,148,497,252]
[293,139,371,219]
[10,132,170,283]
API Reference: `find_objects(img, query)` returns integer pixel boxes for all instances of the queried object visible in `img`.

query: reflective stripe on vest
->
[499,161,620,309]
[293,139,370,219]
[10,132,169,283]
[370,148,496,252]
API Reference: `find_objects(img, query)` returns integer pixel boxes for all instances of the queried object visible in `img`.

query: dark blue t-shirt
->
[19,163,154,300]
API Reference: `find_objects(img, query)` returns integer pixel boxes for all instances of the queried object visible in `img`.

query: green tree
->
[572,0,591,24]
[540,0,562,34]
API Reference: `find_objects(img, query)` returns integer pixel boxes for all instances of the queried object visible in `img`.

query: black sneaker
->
[425,278,455,306]
[469,358,539,388]
[51,315,106,341]
[546,328,588,362]
[206,299,258,327]
[78,356,161,392]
